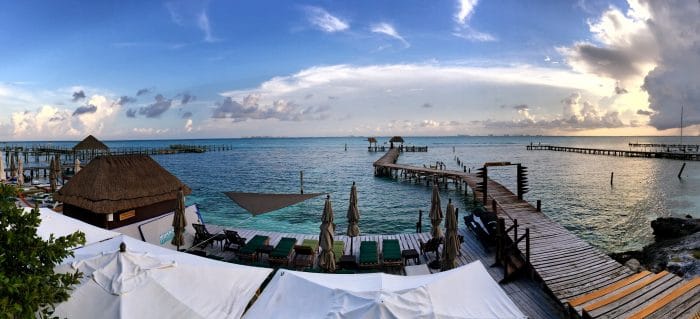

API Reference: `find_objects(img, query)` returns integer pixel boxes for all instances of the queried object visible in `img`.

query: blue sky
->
[1,0,698,140]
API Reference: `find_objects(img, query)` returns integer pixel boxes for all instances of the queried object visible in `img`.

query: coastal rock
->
[611,217,700,279]
[624,258,642,272]
[651,217,700,240]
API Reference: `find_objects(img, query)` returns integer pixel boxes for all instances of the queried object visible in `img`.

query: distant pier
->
[526,144,700,161]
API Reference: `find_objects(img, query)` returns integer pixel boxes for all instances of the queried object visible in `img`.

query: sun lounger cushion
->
[271,237,297,258]
[239,235,268,254]
[332,241,345,263]
[301,239,319,252]
[382,239,401,262]
[359,241,378,264]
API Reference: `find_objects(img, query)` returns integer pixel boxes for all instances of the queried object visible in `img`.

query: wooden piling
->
[678,163,686,178]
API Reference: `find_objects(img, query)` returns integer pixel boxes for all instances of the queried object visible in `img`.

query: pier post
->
[300,171,304,194]
[491,199,497,215]
[678,163,686,178]
[610,172,614,186]
[536,200,541,212]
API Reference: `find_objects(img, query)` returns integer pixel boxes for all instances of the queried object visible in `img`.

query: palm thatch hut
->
[73,135,110,163]
[389,136,404,149]
[54,154,191,229]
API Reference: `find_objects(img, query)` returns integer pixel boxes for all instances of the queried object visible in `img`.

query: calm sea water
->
[10,136,699,253]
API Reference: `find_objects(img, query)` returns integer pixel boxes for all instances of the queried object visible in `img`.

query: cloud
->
[421,103,433,108]
[117,96,136,105]
[180,93,195,105]
[614,84,628,95]
[305,6,349,33]
[560,0,700,130]
[185,119,193,132]
[136,88,150,96]
[139,94,172,118]
[513,104,529,111]
[637,109,653,116]
[72,104,97,116]
[166,1,218,42]
[126,108,137,118]
[72,90,86,102]
[371,23,410,48]
[453,0,496,42]
[182,111,193,119]
[212,95,330,122]
[10,95,121,139]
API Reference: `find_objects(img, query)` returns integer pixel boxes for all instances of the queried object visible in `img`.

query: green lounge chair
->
[359,241,379,269]
[237,235,269,261]
[269,237,297,267]
[293,239,319,269]
[382,239,403,268]
[333,241,345,263]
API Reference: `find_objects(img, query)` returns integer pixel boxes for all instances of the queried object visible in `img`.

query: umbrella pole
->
[350,237,353,256]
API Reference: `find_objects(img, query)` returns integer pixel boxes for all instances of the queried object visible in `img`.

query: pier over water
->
[527,144,700,161]
[372,148,700,318]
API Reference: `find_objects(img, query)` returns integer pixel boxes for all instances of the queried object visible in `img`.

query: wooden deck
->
[372,148,700,318]
[200,226,565,319]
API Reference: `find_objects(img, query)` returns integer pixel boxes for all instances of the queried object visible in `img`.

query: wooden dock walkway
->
[201,226,564,318]
[372,149,700,318]
[527,144,700,161]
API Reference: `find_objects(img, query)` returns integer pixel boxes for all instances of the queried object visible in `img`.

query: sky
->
[1,0,699,140]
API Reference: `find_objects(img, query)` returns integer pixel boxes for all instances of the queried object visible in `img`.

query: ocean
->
[8,136,699,253]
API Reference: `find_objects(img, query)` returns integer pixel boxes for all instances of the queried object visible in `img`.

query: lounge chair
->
[293,239,319,269]
[418,237,441,258]
[268,237,297,267]
[192,223,225,249]
[382,239,403,269]
[359,241,380,269]
[237,235,269,262]
[223,230,247,252]
[332,241,345,263]
[464,207,497,245]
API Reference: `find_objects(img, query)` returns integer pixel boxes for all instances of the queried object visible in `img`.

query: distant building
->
[54,154,191,229]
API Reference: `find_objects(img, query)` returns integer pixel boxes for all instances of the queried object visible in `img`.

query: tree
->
[0,184,85,318]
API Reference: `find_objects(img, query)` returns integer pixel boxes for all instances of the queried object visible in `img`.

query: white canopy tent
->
[31,207,119,247]
[244,260,526,319]
[52,235,273,319]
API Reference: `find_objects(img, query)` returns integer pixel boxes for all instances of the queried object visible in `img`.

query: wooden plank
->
[583,271,669,313]
[602,275,684,319]
[567,271,651,306]
[629,277,700,319]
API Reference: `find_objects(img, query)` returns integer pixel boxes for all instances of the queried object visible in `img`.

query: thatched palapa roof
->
[73,135,110,151]
[389,136,404,143]
[367,137,377,143]
[54,155,191,214]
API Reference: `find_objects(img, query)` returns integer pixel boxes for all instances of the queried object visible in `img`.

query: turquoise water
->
[8,136,700,253]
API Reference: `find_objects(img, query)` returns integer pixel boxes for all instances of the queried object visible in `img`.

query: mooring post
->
[536,200,541,212]
[678,163,686,179]
[610,172,614,186]
[300,171,304,194]
[492,199,497,214]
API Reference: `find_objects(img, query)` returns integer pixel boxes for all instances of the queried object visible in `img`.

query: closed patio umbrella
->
[428,182,444,269]
[319,195,336,272]
[17,155,23,186]
[171,188,187,250]
[53,154,61,183]
[442,199,459,270]
[0,151,5,181]
[9,154,16,178]
[74,157,81,174]
[346,182,360,256]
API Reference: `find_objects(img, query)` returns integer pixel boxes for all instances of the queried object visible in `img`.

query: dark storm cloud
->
[72,104,97,116]
[126,108,137,118]
[72,90,86,102]
[139,94,172,118]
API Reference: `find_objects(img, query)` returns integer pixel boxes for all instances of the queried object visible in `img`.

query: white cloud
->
[455,0,479,24]
[371,23,410,48]
[185,119,193,132]
[197,11,216,42]
[166,1,218,42]
[560,0,700,130]
[305,7,349,33]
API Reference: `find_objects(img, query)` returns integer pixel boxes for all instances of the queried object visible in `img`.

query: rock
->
[624,258,642,272]
[650,217,700,240]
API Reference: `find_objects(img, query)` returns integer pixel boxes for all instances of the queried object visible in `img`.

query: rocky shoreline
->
[610,217,700,279]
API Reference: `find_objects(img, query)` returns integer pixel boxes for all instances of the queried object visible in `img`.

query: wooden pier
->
[368,145,428,152]
[527,144,700,161]
[372,149,700,318]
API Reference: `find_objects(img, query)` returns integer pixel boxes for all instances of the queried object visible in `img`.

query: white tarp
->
[53,235,273,319]
[244,261,526,319]
[32,207,119,247]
